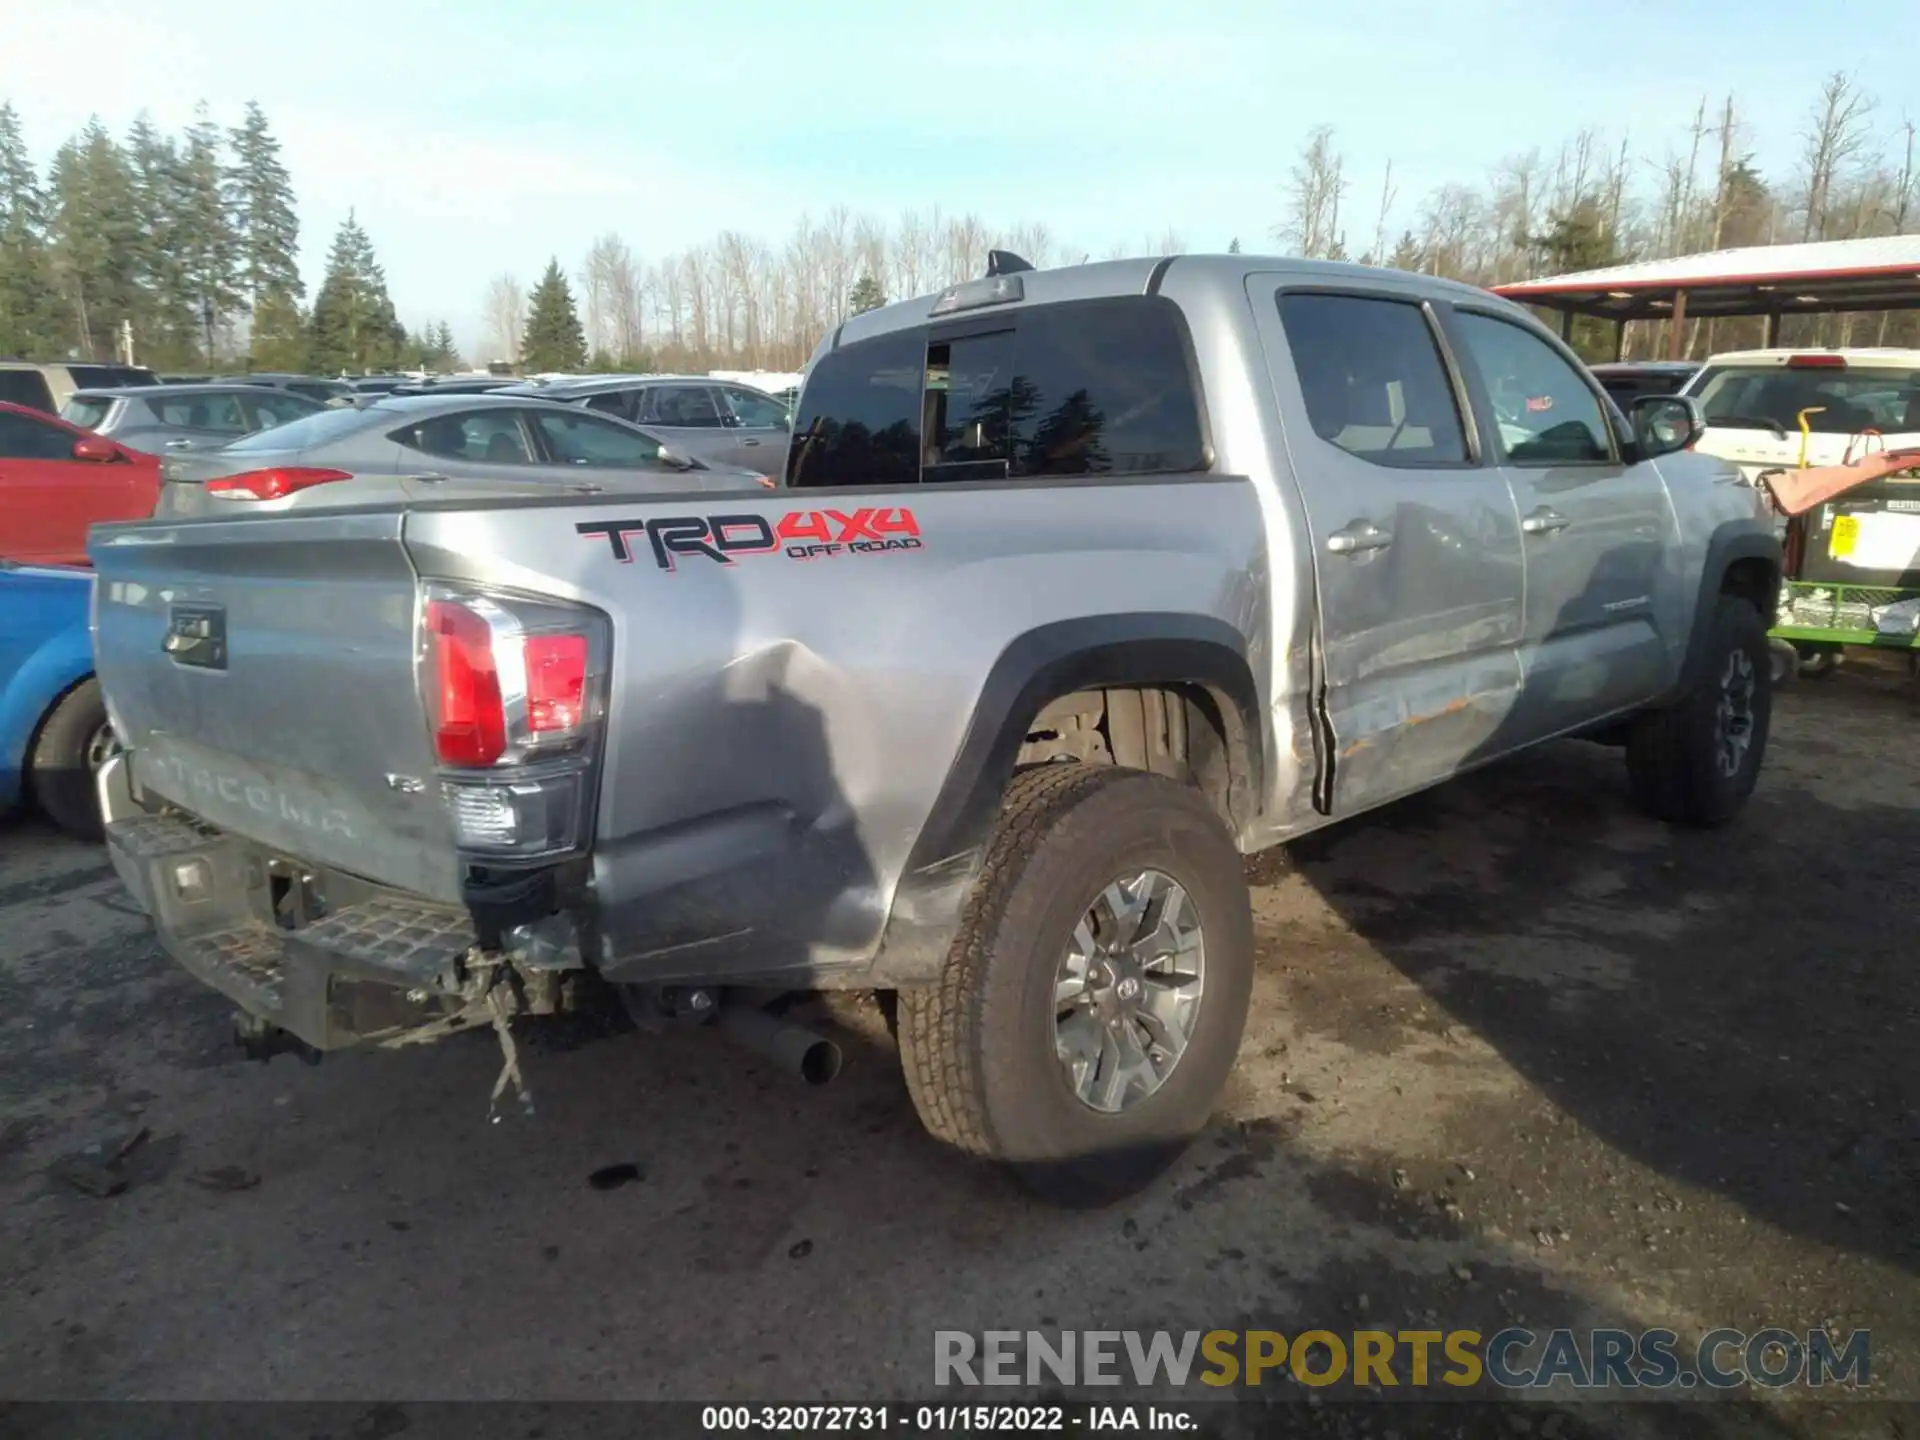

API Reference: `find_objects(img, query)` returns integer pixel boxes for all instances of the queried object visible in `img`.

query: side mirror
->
[71,435,121,463]
[1631,394,1704,460]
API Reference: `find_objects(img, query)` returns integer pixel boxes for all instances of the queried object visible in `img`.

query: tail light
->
[419,586,609,858]
[204,467,354,501]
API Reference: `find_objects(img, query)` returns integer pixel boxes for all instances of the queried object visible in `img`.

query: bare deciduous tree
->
[1799,72,1877,242]
[483,273,524,364]
[1278,124,1347,259]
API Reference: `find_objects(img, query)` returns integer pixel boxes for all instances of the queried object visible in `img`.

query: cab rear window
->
[787,295,1208,488]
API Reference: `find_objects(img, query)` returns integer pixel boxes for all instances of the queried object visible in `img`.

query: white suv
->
[1681,347,1920,481]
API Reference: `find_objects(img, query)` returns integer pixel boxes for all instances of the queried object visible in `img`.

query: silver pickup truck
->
[88,253,1779,1205]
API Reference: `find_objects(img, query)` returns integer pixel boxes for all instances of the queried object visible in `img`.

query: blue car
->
[0,561,109,837]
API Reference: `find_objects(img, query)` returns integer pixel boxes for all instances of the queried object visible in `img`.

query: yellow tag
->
[1830,514,1859,558]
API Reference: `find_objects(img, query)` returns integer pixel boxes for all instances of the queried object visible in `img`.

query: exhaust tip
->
[800,1037,843,1086]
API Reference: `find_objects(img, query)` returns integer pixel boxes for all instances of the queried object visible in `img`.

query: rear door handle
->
[1326,520,1394,555]
[1522,507,1571,535]
[740,438,762,448]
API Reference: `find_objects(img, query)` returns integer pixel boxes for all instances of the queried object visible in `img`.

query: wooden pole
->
[1667,290,1688,360]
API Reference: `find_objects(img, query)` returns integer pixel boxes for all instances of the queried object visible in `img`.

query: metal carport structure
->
[1489,234,1920,359]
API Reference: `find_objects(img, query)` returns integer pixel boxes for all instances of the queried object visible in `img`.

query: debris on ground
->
[49,1126,150,1198]
[588,1162,644,1190]
[186,1165,260,1193]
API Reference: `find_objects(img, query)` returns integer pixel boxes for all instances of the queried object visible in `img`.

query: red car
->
[0,400,161,564]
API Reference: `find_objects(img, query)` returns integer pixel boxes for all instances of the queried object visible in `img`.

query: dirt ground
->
[1,659,1915,1438]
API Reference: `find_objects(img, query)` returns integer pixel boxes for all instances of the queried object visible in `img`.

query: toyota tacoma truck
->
[87,253,1780,1205]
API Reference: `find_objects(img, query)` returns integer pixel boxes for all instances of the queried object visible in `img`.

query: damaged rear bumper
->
[98,752,554,1052]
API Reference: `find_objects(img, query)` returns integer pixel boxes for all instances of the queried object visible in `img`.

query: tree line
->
[0,101,457,375]
[3,74,1916,381]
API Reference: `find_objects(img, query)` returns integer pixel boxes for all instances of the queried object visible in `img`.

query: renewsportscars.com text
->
[934,1327,1871,1392]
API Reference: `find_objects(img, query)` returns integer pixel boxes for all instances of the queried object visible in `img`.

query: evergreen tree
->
[429,320,460,369]
[520,258,587,372]
[47,121,142,360]
[225,103,301,304]
[308,212,405,373]
[0,102,63,358]
[1387,230,1425,273]
[175,104,242,361]
[123,115,199,367]
[847,272,886,314]
[1227,237,1242,254]
[248,288,309,371]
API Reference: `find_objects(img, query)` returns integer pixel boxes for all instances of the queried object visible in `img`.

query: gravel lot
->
[1,661,1915,1437]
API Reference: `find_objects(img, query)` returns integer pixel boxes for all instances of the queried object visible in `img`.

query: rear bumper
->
[99,752,488,1051]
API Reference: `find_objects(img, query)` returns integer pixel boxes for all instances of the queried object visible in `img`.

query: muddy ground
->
[0,661,1915,1439]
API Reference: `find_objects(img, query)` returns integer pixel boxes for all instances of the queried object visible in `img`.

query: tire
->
[897,764,1255,1207]
[30,679,111,840]
[1625,596,1771,828]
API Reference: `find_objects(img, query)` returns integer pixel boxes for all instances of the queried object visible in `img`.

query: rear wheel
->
[30,679,111,840]
[1625,596,1771,827]
[897,765,1254,1207]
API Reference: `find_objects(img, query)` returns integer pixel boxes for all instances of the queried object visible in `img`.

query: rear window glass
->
[787,296,1207,488]
[788,331,925,488]
[70,365,156,388]
[0,369,56,412]
[1690,365,1920,435]
[61,396,116,430]
[222,404,377,452]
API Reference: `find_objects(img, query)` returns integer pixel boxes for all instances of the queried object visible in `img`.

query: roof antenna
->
[985,249,1034,277]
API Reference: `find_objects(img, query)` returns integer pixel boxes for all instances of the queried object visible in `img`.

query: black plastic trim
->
[1672,520,1782,698]
[903,613,1263,877]
[1145,255,1177,295]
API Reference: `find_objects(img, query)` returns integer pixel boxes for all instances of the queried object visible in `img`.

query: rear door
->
[0,409,155,563]
[147,390,253,454]
[1444,306,1677,740]
[1251,282,1526,815]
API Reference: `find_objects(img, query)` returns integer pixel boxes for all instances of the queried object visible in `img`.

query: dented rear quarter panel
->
[400,477,1269,979]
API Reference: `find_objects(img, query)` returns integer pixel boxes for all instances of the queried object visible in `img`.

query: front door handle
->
[165,438,194,450]
[739,438,762,448]
[1326,520,1394,555]
[1522,507,1571,535]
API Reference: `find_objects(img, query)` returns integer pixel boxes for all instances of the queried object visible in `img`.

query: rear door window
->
[787,295,1207,488]
[0,369,56,412]
[243,391,323,430]
[394,409,534,464]
[584,390,640,422]
[1279,292,1470,465]
[155,392,250,434]
[640,385,726,428]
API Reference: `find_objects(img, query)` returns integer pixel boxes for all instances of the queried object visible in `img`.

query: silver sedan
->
[153,392,780,518]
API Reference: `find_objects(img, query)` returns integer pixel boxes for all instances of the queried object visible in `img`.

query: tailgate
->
[89,511,462,902]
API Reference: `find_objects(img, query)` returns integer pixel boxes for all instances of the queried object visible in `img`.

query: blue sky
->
[2,0,1911,354]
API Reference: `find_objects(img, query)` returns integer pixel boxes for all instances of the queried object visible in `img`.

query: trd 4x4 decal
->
[577,507,922,570]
